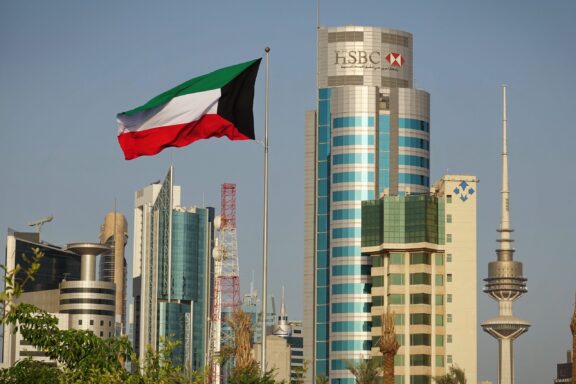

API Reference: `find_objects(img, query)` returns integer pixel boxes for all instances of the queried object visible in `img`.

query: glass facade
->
[361,195,445,247]
[138,169,213,371]
[13,237,80,292]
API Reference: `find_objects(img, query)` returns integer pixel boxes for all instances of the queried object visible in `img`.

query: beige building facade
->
[362,175,477,384]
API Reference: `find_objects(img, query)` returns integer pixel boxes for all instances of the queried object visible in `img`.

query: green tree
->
[433,365,467,384]
[0,248,204,383]
[315,374,329,384]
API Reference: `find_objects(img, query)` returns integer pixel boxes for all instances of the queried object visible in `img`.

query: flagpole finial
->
[265,47,270,53]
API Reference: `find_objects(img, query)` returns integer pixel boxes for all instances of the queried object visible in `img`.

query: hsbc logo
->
[385,52,404,67]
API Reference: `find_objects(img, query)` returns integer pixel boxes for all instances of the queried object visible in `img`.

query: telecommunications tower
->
[481,86,530,384]
[209,183,241,383]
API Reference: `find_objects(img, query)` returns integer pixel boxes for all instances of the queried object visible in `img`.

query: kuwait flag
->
[117,58,261,160]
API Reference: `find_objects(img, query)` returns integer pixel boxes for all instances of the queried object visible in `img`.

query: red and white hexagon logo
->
[385,52,405,67]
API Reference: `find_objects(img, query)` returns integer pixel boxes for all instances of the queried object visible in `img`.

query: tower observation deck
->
[481,86,530,384]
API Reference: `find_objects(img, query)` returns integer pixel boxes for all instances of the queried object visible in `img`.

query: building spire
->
[499,85,513,253]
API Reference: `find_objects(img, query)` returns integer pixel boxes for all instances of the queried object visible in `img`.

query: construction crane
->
[28,215,54,235]
[208,184,241,384]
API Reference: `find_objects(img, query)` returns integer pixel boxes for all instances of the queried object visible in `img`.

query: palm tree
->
[316,375,329,384]
[378,309,400,384]
[433,365,467,384]
[346,358,382,384]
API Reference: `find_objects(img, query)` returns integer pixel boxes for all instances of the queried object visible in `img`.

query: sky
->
[1,1,575,383]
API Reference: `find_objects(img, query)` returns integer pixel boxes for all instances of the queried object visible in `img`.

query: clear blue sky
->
[1,1,575,382]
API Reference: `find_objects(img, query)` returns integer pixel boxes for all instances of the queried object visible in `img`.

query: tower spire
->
[500,85,511,241]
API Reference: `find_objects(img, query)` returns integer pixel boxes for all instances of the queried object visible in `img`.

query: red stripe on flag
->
[118,114,250,160]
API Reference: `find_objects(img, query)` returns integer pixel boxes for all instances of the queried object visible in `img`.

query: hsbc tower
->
[304,26,432,383]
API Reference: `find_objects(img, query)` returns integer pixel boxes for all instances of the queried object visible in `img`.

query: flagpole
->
[261,46,270,375]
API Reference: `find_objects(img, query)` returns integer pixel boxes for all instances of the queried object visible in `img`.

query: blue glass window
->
[316,268,328,286]
[332,283,371,294]
[332,227,361,239]
[317,197,328,214]
[332,264,371,276]
[399,155,430,168]
[333,172,374,184]
[333,116,375,128]
[318,161,328,179]
[399,173,429,186]
[317,324,328,340]
[331,340,371,351]
[332,302,370,313]
[332,208,361,220]
[398,118,429,132]
[317,341,328,358]
[332,321,371,332]
[333,135,375,147]
[332,246,361,257]
[332,190,374,202]
[399,136,430,150]
[316,305,328,322]
[333,153,375,165]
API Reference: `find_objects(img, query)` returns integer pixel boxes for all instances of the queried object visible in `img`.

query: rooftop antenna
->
[28,215,54,235]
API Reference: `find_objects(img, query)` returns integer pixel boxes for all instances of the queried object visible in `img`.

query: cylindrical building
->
[305,25,431,383]
[61,243,116,339]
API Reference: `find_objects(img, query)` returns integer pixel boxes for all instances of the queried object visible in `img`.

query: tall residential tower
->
[481,86,529,384]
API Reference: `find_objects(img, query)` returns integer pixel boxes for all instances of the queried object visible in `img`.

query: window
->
[447,195,452,203]
[447,294,453,303]
[100,331,103,337]
[436,335,444,347]
[100,320,104,326]
[435,254,444,265]
[447,335,453,343]
[410,354,431,366]
[410,313,431,325]
[410,293,431,304]
[435,295,444,305]
[78,320,82,326]
[410,334,431,346]
[435,275,444,286]
[436,315,444,326]
[447,314,453,323]
[446,214,452,223]
[436,356,445,367]
[446,234,452,243]
[447,254,452,262]
[447,355,453,364]
[372,276,384,287]
[372,296,384,306]
[109,321,112,326]
[410,273,431,285]
[447,274,453,282]
[394,314,405,325]
[390,253,404,265]
[389,294,405,305]
[410,252,431,265]
[389,273,405,285]
[90,319,94,326]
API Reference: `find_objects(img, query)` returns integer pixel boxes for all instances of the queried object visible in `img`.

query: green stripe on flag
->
[120,58,260,117]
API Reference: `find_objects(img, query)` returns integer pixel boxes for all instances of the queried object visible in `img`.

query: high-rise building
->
[3,231,115,366]
[304,26,432,382]
[131,167,214,370]
[481,87,529,384]
[99,212,128,335]
[362,175,477,384]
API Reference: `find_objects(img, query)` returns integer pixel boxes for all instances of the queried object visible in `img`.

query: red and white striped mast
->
[209,183,241,383]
